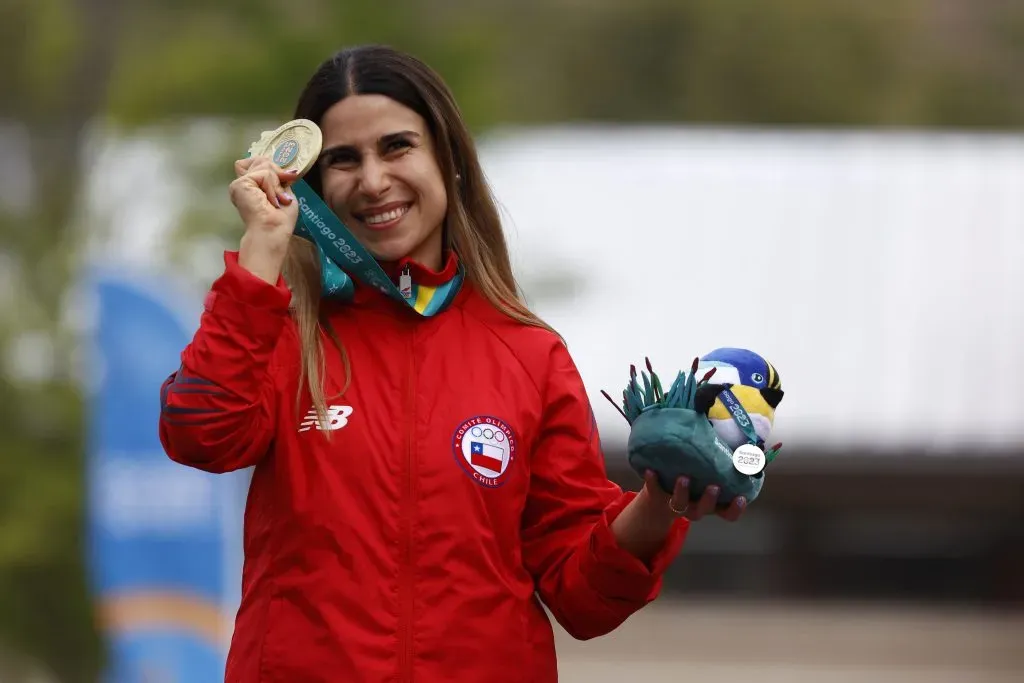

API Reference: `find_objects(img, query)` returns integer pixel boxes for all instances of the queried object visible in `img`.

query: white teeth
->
[364,206,408,225]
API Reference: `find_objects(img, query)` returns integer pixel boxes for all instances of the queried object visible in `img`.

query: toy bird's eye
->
[751,373,765,384]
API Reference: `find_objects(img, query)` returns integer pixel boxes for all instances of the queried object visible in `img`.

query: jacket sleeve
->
[520,342,689,641]
[159,251,293,474]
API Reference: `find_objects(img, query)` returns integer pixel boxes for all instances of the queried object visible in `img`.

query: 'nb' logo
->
[298,405,354,433]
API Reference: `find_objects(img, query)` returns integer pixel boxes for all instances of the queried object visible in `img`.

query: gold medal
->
[247,119,323,178]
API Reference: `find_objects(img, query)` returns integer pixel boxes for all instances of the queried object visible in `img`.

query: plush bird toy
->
[602,348,784,506]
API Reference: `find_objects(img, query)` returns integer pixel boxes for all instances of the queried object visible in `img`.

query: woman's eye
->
[321,150,358,169]
[384,139,412,155]
[329,155,358,168]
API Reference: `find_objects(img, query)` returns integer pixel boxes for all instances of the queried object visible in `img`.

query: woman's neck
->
[403,230,444,272]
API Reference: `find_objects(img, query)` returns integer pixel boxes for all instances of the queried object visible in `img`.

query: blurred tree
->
[97,0,1024,131]
[0,0,127,680]
[484,0,1024,128]
[1,0,1023,681]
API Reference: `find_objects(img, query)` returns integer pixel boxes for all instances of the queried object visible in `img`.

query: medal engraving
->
[247,119,323,178]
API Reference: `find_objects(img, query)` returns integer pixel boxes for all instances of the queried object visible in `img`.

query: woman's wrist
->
[633,485,680,530]
[610,486,680,564]
[238,233,290,285]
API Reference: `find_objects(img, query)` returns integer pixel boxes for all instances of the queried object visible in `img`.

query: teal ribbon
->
[293,216,356,300]
[289,178,463,313]
[245,142,462,311]
[717,388,763,447]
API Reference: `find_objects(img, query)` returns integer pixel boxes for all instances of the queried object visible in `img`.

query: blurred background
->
[1,0,1023,681]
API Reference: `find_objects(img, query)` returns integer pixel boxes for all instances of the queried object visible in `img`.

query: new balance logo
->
[298,405,354,433]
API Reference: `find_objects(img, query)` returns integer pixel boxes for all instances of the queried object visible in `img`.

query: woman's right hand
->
[229,156,302,284]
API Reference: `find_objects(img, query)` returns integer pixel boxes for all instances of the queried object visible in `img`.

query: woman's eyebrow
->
[379,130,422,145]
[320,131,421,158]
[320,143,357,158]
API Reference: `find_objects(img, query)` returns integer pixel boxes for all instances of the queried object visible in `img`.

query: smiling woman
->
[281,47,549,422]
[316,100,446,267]
[158,44,743,683]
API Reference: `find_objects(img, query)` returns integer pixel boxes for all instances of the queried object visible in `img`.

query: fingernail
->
[287,168,300,174]
[679,476,690,488]
[709,485,720,497]
[737,497,746,508]
[279,192,294,204]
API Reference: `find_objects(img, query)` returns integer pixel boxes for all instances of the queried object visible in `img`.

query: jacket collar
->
[341,249,466,316]
[377,250,461,287]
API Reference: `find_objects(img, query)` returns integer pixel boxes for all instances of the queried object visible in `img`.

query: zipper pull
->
[399,265,413,301]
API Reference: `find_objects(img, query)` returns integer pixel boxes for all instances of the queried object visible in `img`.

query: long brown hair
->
[286,45,555,426]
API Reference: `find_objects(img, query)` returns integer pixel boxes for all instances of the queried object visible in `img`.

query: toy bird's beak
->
[761,387,784,409]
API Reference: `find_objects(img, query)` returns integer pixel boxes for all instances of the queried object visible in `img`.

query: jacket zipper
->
[398,326,416,681]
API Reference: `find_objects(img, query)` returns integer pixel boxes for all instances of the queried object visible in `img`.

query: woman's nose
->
[358,157,391,197]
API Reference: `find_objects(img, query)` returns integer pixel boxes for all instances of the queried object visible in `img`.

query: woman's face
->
[317,94,448,270]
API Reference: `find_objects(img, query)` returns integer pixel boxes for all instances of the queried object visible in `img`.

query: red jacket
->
[159,251,688,683]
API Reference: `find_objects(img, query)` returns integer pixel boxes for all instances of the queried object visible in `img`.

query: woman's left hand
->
[642,470,746,523]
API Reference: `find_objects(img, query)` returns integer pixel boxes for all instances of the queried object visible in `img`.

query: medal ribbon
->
[716,388,763,447]
[289,179,462,315]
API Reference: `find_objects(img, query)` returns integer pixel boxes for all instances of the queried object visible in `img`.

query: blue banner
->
[84,270,246,683]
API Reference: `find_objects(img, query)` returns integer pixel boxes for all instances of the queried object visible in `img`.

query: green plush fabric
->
[628,406,763,504]
[603,359,777,505]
